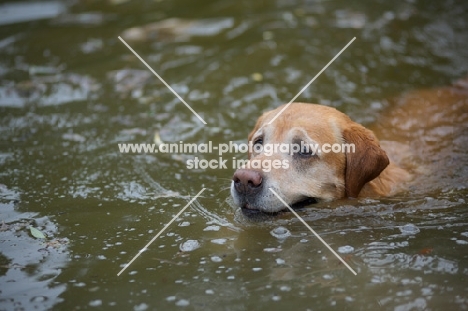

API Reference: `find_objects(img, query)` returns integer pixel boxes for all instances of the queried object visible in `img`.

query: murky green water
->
[1,0,468,310]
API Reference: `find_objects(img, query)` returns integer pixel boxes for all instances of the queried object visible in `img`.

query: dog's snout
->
[233,169,263,195]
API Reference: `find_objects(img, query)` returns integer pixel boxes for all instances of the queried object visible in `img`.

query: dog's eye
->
[294,143,317,158]
[298,146,313,156]
[253,138,263,146]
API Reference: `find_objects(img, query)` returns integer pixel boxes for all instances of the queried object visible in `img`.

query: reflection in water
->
[0,73,99,108]
[0,186,69,310]
[0,1,66,26]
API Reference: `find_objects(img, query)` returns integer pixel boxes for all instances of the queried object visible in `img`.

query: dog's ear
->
[342,124,389,198]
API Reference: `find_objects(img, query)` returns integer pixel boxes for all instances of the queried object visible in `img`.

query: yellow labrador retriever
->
[231,78,468,215]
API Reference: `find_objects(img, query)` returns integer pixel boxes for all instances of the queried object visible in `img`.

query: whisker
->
[216,186,232,195]
[217,177,233,182]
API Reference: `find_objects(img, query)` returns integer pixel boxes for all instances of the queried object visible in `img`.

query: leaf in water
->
[29,226,47,239]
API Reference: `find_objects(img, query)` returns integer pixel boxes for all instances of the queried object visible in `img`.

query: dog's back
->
[371,77,468,194]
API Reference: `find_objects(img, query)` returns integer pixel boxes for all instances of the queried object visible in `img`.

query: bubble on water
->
[166,296,176,302]
[456,240,468,245]
[270,226,291,239]
[280,285,291,292]
[179,240,200,252]
[399,224,420,235]
[211,256,222,262]
[179,221,190,227]
[205,289,214,295]
[252,267,262,272]
[461,232,468,237]
[337,245,354,254]
[175,299,190,307]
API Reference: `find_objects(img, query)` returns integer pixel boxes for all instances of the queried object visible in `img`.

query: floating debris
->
[154,131,163,146]
[251,72,263,82]
[29,226,46,239]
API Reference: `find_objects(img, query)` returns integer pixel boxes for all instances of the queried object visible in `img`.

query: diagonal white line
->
[268,188,357,275]
[268,37,356,125]
[118,36,207,125]
[117,188,206,276]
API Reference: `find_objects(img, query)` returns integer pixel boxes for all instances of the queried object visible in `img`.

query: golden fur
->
[231,78,468,214]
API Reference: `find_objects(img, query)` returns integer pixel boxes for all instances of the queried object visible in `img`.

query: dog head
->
[230,103,389,215]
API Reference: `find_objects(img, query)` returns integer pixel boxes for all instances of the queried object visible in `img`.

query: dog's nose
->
[232,169,263,195]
